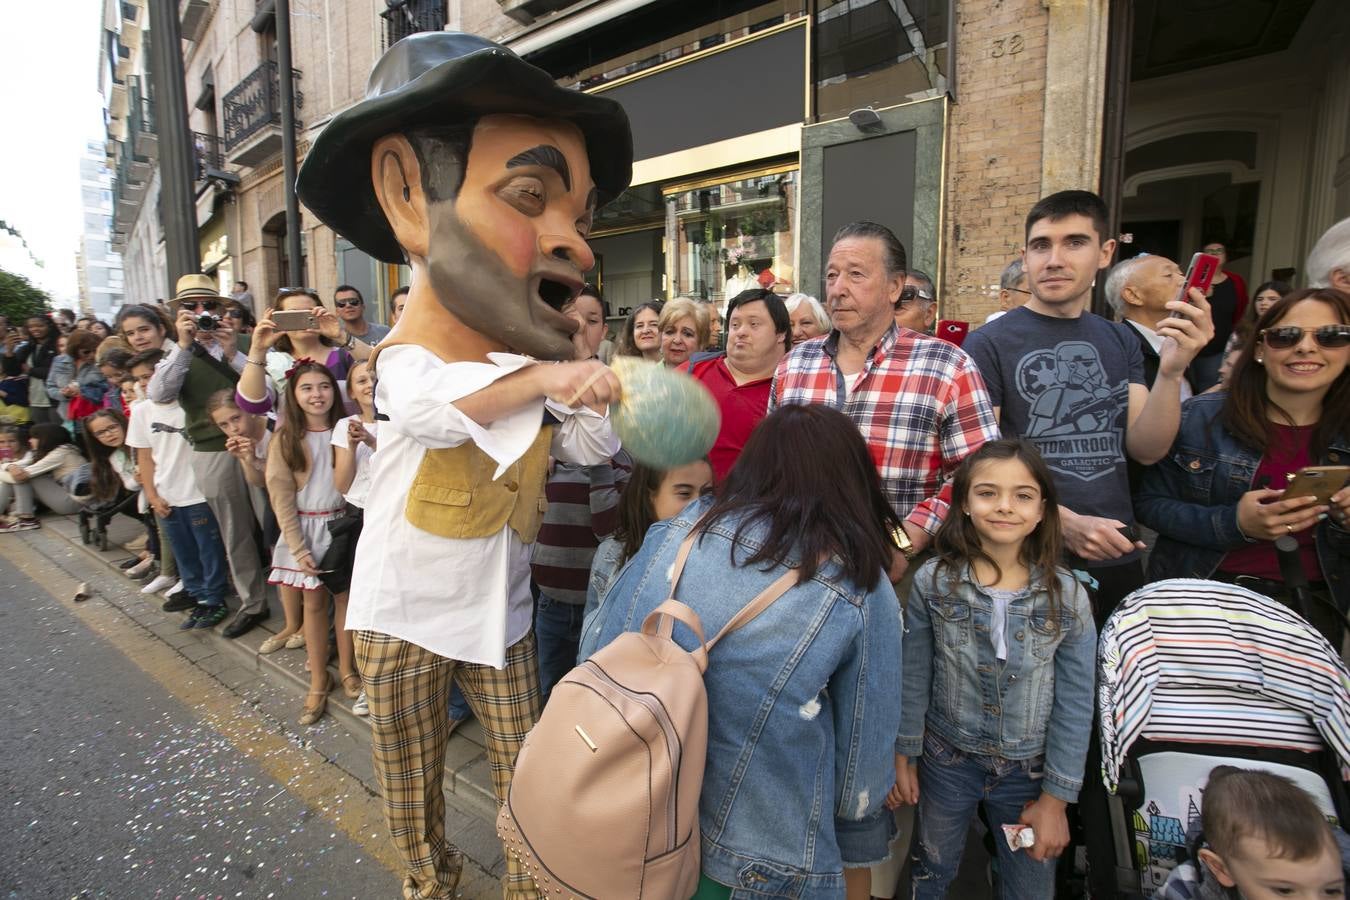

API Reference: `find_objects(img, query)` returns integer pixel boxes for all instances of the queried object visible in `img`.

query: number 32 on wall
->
[992,34,1025,58]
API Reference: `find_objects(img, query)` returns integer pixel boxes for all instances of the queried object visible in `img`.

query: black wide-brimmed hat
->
[297,32,633,264]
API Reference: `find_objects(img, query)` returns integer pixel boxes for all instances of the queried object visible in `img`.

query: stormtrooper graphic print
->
[1015,340,1130,482]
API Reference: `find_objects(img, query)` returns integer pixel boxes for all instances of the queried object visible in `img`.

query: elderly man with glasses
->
[893,268,938,334]
[146,274,269,639]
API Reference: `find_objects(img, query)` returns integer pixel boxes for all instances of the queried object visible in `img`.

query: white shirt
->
[331,415,378,509]
[126,399,206,507]
[1126,319,1194,402]
[346,345,618,668]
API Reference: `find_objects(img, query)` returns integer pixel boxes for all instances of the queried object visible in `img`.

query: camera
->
[196,313,220,332]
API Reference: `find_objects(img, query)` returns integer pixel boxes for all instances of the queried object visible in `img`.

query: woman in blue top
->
[582,404,904,899]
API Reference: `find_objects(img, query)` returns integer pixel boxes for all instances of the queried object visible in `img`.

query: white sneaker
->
[352,690,369,717]
[162,580,185,598]
[141,574,177,594]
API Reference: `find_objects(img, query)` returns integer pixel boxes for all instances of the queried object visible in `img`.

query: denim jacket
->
[578,497,903,898]
[896,558,1096,803]
[1136,391,1350,607]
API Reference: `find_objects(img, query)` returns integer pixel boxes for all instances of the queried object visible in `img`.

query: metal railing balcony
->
[222,61,303,153]
[381,0,445,49]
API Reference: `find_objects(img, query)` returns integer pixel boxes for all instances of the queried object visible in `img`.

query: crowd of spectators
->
[4,195,1350,899]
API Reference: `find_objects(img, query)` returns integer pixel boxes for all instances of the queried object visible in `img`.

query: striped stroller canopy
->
[1098,578,1350,793]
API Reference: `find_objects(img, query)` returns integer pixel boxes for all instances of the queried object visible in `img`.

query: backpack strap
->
[654,521,800,651]
[706,567,799,651]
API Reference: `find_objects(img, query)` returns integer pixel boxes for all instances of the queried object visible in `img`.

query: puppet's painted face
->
[426,114,597,360]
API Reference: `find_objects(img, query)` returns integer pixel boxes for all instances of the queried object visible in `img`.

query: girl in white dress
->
[265,360,348,725]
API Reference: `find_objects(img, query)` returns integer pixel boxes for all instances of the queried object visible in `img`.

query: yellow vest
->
[371,342,552,544]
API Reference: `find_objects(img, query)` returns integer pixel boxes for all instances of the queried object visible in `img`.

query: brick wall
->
[942,0,1051,325]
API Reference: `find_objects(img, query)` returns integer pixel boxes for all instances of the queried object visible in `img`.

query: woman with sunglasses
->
[1138,288,1350,643]
[236,287,373,419]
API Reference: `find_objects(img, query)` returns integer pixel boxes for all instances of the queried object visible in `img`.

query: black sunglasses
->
[182,300,219,312]
[333,298,363,309]
[897,285,933,307]
[1260,324,1350,350]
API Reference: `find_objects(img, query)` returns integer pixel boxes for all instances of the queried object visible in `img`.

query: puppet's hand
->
[537,360,620,412]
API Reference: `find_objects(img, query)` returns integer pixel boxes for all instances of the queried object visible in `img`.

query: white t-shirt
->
[126,400,206,507]
[331,415,378,509]
[345,345,617,668]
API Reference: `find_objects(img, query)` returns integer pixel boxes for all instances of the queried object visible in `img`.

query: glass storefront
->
[664,165,798,305]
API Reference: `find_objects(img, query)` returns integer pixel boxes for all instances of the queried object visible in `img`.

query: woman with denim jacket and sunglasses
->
[1138,288,1350,643]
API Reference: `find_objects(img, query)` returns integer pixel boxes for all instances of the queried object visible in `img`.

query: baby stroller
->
[1093,578,1350,898]
[78,486,140,552]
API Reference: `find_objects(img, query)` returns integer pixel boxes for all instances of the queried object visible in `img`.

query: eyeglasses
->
[333,298,363,309]
[1006,287,1032,296]
[90,426,122,440]
[225,309,245,319]
[1259,324,1350,350]
[183,300,219,312]
[898,285,934,307]
[1202,246,1226,255]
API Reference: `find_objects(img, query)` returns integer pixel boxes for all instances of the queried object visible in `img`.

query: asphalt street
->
[0,539,404,899]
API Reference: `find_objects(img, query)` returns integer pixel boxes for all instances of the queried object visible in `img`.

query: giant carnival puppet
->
[296,33,631,899]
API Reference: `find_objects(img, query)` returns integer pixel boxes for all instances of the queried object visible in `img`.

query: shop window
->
[813,0,952,122]
[663,166,797,306]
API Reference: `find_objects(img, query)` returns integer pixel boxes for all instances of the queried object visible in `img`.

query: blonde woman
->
[658,297,710,368]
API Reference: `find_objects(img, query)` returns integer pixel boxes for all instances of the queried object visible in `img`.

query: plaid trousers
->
[355,630,542,900]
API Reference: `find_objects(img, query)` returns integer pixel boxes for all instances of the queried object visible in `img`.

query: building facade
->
[75,140,125,320]
[105,0,1350,329]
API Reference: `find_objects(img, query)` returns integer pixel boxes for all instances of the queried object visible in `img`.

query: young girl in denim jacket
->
[892,440,1096,899]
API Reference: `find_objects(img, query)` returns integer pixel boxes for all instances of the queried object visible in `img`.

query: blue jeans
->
[160,502,229,606]
[912,732,1055,900]
[448,684,471,722]
[534,595,585,703]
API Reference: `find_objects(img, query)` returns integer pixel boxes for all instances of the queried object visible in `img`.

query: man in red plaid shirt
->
[770,221,999,582]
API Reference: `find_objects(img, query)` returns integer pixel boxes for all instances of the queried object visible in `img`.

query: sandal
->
[341,672,362,699]
[299,674,334,726]
[259,633,293,654]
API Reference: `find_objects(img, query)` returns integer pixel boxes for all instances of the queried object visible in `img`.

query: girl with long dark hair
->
[1,314,61,424]
[893,439,1095,898]
[265,360,350,724]
[0,423,88,531]
[581,404,903,899]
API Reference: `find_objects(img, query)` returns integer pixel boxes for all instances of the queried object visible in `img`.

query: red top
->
[683,356,773,482]
[1219,423,1322,582]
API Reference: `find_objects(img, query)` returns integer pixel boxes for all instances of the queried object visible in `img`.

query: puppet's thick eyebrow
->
[506,145,571,192]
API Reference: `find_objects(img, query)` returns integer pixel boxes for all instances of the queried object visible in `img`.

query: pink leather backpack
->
[498,529,798,898]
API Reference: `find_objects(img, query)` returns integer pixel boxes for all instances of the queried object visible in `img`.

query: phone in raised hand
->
[1169,252,1221,317]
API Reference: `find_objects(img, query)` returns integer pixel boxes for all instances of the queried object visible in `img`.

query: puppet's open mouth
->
[537,278,574,311]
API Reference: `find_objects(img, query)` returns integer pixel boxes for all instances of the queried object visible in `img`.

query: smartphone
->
[273,310,316,331]
[1282,466,1350,505]
[1170,252,1221,317]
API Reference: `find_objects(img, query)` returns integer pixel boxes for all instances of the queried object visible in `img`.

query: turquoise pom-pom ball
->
[609,358,721,469]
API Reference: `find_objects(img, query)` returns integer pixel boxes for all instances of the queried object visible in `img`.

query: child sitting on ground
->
[1157,765,1347,900]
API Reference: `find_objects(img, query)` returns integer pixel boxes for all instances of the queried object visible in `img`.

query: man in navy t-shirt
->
[964,190,1214,618]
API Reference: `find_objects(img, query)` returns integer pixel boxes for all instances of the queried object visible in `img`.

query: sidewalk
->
[39,510,509,895]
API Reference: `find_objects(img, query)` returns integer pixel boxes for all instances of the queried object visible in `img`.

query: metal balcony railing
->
[193,132,226,181]
[381,0,445,50]
[221,61,303,151]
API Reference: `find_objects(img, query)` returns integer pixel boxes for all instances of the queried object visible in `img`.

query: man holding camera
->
[147,274,269,639]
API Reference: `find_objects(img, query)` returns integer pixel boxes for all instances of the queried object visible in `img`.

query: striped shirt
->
[530,452,632,605]
[769,325,998,534]
[1098,579,1350,794]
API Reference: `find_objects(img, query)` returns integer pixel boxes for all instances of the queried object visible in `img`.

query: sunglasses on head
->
[1259,324,1350,350]
[277,287,320,302]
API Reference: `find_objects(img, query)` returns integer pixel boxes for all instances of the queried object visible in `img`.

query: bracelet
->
[343,332,356,349]
[246,358,266,367]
